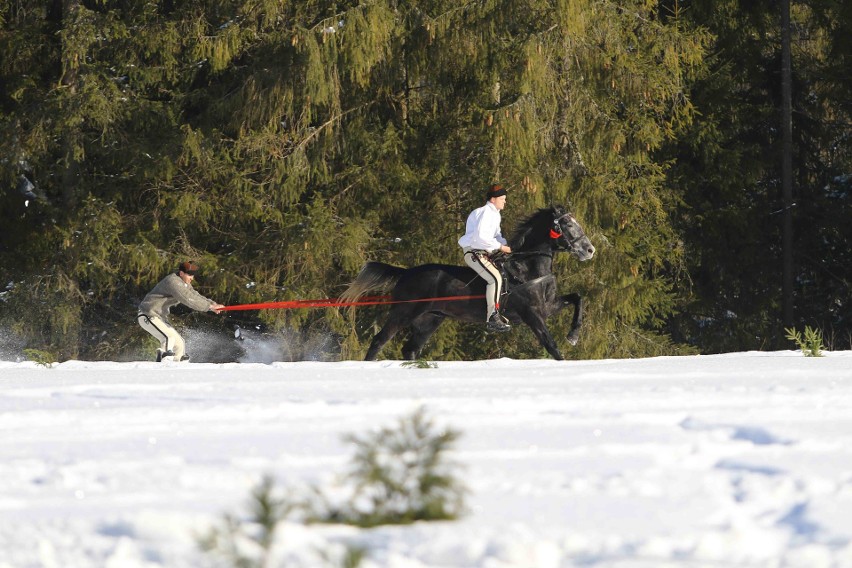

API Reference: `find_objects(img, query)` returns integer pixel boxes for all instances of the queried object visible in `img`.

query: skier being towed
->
[137,261,224,362]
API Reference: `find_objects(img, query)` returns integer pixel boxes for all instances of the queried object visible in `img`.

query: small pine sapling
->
[785,326,825,357]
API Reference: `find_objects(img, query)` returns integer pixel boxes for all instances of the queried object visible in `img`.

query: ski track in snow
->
[1,352,851,567]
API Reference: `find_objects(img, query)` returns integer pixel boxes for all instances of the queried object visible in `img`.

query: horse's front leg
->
[518,310,563,360]
[561,293,583,346]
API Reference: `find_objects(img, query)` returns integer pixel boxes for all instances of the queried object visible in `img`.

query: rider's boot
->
[487,311,511,332]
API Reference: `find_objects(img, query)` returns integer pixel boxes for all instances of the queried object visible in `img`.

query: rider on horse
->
[458,184,513,332]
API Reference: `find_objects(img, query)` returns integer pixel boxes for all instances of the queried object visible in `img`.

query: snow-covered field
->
[1,351,851,568]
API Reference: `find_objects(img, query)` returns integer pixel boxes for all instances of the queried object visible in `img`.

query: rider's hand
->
[500,245,512,254]
[210,302,225,314]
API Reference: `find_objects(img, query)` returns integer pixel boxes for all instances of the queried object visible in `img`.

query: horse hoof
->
[567,335,579,346]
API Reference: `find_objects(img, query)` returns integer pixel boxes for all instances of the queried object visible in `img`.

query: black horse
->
[341,205,595,360]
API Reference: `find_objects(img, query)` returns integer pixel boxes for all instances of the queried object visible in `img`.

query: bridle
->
[549,212,586,250]
[502,212,586,263]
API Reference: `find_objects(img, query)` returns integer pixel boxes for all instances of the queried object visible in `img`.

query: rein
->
[499,245,557,287]
[505,249,554,258]
[507,274,555,294]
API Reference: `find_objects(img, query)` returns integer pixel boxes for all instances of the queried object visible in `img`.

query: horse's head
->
[549,206,595,261]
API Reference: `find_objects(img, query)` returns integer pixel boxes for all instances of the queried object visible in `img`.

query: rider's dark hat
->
[486,184,507,200]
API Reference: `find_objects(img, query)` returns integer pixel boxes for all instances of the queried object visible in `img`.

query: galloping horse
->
[341,205,595,360]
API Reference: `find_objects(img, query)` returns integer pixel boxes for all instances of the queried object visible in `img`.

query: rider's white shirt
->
[458,201,507,252]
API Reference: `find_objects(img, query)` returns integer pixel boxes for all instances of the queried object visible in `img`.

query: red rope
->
[219,293,485,312]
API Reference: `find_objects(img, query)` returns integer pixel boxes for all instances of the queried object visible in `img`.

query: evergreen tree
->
[1,0,711,360]
[664,0,852,352]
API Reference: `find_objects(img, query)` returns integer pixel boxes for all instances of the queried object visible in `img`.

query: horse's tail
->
[339,262,405,304]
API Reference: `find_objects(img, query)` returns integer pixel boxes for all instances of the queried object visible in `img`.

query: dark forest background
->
[1,0,849,361]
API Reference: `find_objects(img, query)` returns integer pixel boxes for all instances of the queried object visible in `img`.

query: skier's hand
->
[210,302,225,314]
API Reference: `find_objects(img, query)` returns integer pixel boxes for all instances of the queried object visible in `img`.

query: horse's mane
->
[509,206,563,250]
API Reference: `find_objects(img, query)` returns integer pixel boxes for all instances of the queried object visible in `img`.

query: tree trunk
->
[61,0,81,210]
[780,0,794,329]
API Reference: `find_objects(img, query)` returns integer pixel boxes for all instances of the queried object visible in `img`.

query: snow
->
[1,351,852,567]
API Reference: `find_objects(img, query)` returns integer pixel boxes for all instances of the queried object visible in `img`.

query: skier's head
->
[178,261,198,276]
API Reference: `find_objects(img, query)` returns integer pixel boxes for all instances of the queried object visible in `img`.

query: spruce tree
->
[1,0,712,360]
[663,0,852,352]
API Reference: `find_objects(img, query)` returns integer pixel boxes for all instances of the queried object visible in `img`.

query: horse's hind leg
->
[401,313,445,360]
[365,306,421,360]
[365,321,403,361]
